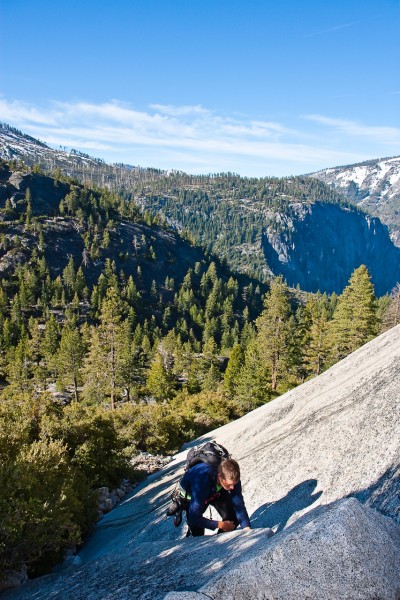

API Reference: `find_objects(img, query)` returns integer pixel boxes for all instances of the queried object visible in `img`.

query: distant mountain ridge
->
[310,156,400,247]
[0,122,166,190]
[1,123,400,295]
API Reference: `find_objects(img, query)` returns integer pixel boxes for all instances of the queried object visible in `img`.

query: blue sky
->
[0,0,399,176]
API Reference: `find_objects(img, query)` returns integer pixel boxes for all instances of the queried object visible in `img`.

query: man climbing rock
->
[180,456,251,536]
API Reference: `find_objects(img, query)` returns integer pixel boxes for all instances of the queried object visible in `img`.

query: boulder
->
[116,488,126,499]
[103,498,113,512]
[166,498,400,600]
[4,499,399,600]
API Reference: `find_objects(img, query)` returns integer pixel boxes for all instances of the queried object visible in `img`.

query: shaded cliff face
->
[262,202,400,295]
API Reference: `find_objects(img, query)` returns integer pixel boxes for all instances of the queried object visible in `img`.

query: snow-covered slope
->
[3,325,400,600]
[0,123,98,170]
[0,123,142,189]
[311,156,400,246]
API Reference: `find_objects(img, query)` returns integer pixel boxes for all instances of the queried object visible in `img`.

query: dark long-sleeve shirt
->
[180,462,251,531]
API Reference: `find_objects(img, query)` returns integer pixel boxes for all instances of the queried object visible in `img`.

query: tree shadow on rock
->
[250,479,322,532]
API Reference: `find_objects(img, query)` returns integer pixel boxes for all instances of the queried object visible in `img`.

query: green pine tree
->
[55,324,86,402]
[330,265,378,360]
[82,288,129,409]
[302,297,331,378]
[146,352,175,401]
[234,339,270,412]
[223,344,245,399]
[6,335,34,392]
[256,277,293,392]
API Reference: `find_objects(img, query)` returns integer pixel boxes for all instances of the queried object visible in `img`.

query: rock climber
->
[179,457,251,536]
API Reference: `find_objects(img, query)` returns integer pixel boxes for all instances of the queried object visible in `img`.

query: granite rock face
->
[262,201,400,295]
[166,499,400,600]
[3,325,400,600]
[0,165,70,216]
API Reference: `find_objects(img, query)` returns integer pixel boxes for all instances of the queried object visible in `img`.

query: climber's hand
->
[217,520,236,532]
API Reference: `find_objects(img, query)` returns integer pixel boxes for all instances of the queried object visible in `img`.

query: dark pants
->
[186,489,239,537]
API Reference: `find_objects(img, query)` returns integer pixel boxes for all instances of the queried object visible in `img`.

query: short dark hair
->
[218,458,240,482]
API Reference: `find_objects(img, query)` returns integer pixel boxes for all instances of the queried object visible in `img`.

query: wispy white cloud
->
[304,21,359,38]
[0,97,391,176]
[303,13,385,39]
[304,114,400,144]
[0,98,58,126]
[150,104,211,117]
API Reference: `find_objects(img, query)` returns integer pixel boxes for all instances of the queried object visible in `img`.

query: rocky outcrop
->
[0,168,69,216]
[262,201,400,295]
[130,452,172,474]
[3,324,399,600]
[94,457,170,517]
[96,481,134,516]
[0,249,28,276]
[5,499,399,600]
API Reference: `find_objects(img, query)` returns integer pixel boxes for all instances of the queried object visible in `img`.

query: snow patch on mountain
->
[336,165,369,187]
[311,156,400,247]
[389,170,400,186]
[0,124,102,169]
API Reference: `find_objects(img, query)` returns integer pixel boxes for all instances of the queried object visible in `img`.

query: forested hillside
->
[2,124,399,294]
[129,171,347,282]
[125,172,400,294]
[0,158,399,582]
